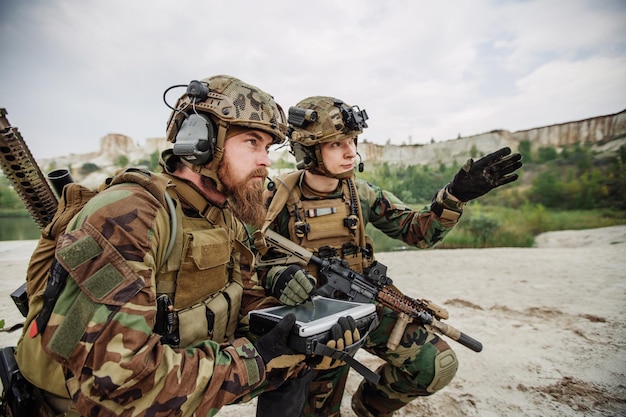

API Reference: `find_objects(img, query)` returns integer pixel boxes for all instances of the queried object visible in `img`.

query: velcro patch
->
[234,340,262,385]
[84,264,125,300]
[48,291,99,359]
[57,235,103,270]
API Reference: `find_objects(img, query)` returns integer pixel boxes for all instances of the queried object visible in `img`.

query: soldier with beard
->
[15,76,358,417]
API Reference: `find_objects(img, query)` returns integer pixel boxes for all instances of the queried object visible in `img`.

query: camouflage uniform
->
[17,171,298,417]
[259,95,521,417]
[16,74,303,417]
[263,173,460,417]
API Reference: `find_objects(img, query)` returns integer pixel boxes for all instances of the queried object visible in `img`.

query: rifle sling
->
[311,317,380,385]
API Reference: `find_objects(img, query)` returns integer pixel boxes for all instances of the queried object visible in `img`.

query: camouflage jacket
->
[37,174,279,417]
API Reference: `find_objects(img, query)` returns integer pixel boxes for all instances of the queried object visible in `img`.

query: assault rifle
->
[254,229,483,353]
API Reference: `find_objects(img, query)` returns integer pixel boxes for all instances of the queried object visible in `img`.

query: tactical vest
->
[16,170,249,399]
[154,177,251,348]
[263,171,374,278]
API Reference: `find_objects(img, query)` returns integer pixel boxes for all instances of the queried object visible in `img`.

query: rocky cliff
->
[39,109,626,187]
[359,109,626,167]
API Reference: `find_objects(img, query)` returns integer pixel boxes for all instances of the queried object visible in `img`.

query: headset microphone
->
[357,152,364,172]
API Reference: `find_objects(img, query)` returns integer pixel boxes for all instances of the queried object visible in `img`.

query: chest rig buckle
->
[294,221,311,238]
[344,214,359,231]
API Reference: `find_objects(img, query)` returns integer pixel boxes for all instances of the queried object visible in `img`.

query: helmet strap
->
[312,145,354,180]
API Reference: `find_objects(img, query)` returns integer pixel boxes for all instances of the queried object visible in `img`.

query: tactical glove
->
[311,316,361,370]
[254,313,306,371]
[266,265,317,306]
[448,147,523,202]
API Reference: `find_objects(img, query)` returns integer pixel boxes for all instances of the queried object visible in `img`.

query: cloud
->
[1,0,624,159]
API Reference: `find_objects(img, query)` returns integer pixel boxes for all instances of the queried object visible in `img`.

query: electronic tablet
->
[249,296,378,355]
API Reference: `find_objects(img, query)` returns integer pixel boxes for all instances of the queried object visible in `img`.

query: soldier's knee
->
[426,349,458,394]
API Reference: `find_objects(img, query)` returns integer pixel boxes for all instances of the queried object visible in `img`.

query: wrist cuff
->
[432,186,466,221]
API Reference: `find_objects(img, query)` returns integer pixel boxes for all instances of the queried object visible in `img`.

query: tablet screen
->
[266,298,362,323]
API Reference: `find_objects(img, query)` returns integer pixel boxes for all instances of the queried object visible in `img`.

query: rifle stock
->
[255,229,483,353]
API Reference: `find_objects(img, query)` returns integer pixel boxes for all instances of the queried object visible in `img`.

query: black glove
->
[311,316,361,370]
[254,313,305,371]
[266,265,317,306]
[448,147,523,201]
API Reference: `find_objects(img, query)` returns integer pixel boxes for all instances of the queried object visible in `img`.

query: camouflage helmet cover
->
[288,96,368,146]
[166,74,288,146]
[163,75,287,192]
[287,96,367,177]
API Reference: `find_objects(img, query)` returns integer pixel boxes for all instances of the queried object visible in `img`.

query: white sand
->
[1,226,625,416]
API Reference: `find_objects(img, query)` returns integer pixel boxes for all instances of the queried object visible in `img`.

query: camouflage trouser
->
[301,307,458,417]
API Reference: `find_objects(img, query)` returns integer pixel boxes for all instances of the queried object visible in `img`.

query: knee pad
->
[426,349,458,393]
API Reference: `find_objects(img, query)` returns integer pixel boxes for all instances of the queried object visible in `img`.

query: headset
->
[173,112,217,165]
[164,80,218,165]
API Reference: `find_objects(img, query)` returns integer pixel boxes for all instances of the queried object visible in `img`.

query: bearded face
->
[214,155,268,227]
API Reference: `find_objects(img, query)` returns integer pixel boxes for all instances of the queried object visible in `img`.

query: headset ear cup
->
[292,142,316,170]
[172,113,217,165]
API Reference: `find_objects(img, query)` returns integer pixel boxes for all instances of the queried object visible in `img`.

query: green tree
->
[470,144,478,158]
[518,140,533,162]
[465,215,500,247]
[537,146,558,163]
[116,155,129,168]
[80,162,100,176]
[530,170,562,208]
[619,145,626,165]
[0,183,23,209]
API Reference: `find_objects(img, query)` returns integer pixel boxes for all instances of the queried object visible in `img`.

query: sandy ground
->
[1,226,625,416]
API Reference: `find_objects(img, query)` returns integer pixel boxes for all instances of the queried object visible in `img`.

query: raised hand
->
[448,147,523,201]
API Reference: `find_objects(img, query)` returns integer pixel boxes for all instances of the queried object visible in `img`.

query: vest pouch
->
[177,282,243,346]
[174,228,231,310]
[344,252,365,273]
[300,198,350,241]
[203,281,243,343]
[177,303,209,347]
[223,281,243,342]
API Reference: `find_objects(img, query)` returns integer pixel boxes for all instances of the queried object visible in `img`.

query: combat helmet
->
[288,96,368,178]
[163,74,287,190]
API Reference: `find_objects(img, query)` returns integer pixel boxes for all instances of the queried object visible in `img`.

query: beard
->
[216,159,268,227]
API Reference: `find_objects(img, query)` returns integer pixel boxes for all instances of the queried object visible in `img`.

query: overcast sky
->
[1,0,625,160]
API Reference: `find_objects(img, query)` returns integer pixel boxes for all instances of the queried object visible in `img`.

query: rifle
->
[0,108,58,228]
[254,229,483,353]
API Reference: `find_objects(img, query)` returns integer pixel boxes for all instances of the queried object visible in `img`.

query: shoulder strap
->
[343,178,367,250]
[261,171,304,233]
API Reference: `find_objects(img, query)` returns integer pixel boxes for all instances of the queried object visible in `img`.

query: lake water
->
[0,216,410,252]
[0,217,41,241]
